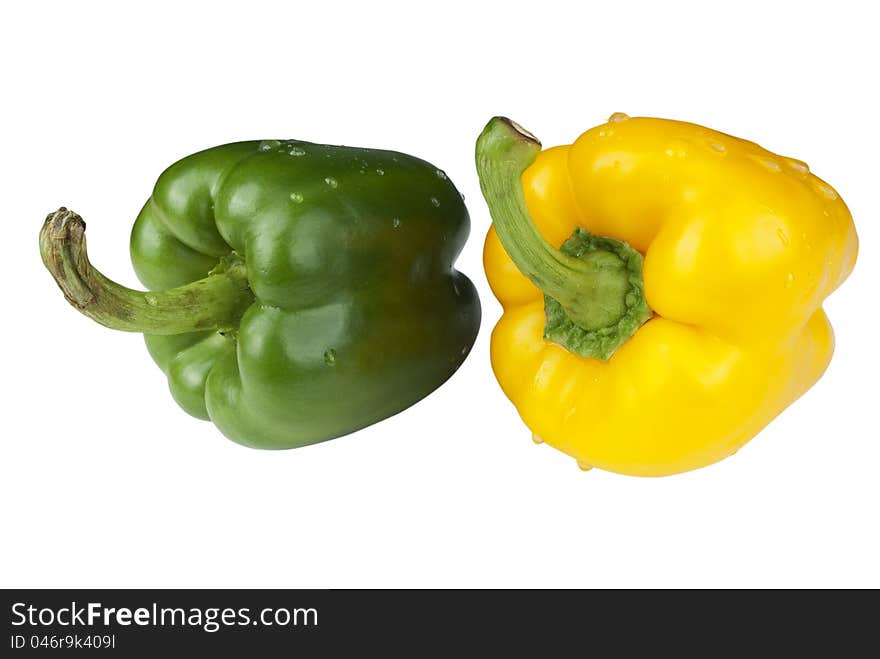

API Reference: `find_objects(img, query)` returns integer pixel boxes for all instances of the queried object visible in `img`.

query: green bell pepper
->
[40,139,480,448]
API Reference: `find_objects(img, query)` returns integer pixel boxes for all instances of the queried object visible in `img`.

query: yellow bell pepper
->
[475,115,858,477]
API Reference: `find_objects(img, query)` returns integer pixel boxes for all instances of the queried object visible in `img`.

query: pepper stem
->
[39,207,254,334]
[475,117,651,360]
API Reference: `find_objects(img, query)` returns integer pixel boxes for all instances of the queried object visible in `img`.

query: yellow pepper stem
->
[475,117,651,360]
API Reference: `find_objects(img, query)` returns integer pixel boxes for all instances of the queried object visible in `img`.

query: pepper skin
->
[476,115,857,477]
[41,139,480,449]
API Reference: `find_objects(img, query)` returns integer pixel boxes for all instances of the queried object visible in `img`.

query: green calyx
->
[39,207,254,335]
[543,228,650,360]
[475,117,651,360]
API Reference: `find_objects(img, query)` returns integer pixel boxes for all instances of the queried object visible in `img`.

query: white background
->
[2,0,877,588]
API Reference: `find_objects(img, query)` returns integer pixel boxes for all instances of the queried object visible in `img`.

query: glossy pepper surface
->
[41,139,480,448]
[476,115,857,477]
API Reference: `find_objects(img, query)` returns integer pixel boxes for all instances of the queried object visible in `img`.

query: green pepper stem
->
[475,117,651,358]
[39,207,254,334]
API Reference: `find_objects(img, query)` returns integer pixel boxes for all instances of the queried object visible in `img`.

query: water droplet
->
[324,177,338,189]
[598,129,610,137]
[289,192,304,204]
[576,461,593,472]
[452,281,460,295]
[459,192,466,201]
[817,183,838,200]
[392,217,401,229]
[785,272,795,288]
[376,168,385,176]
[532,434,544,445]
[776,228,790,246]
[608,111,630,123]
[708,141,726,153]
[323,349,337,366]
[258,140,281,152]
[755,156,781,172]
[359,169,365,174]
[392,156,399,162]
[435,169,447,180]
[288,147,306,156]
[665,142,687,158]
[785,158,809,176]
[460,346,468,355]
[430,196,440,207]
